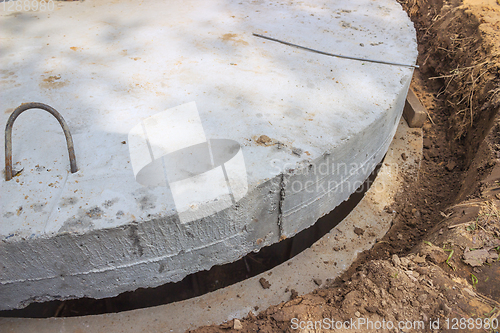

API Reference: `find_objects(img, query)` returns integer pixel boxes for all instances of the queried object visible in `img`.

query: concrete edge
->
[0,119,423,333]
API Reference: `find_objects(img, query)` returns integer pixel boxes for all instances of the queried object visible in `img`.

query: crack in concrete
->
[129,223,144,257]
[277,173,286,238]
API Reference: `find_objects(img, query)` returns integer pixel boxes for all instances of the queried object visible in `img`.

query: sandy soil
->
[191,0,500,332]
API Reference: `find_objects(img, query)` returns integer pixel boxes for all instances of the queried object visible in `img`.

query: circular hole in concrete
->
[0,163,381,318]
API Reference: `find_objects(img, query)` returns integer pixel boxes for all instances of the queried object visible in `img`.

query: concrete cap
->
[0,0,417,309]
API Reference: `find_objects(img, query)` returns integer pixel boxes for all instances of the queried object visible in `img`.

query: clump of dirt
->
[191,1,500,332]
[194,245,499,333]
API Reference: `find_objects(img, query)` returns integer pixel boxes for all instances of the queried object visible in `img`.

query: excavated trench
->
[337,0,500,295]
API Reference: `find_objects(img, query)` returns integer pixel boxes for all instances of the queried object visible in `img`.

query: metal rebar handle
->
[5,102,78,181]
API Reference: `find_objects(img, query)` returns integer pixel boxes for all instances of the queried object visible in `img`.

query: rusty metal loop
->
[5,102,78,181]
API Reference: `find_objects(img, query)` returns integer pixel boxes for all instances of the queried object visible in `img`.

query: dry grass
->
[429,60,496,138]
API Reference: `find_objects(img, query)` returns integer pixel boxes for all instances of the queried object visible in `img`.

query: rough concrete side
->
[0,119,423,332]
[0,178,282,309]
[0,76,412,310]
[281,73,412,236]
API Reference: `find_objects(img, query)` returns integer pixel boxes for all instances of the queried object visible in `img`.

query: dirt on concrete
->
[191,0,500,332]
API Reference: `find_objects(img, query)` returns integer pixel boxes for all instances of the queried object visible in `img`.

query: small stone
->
[463,288,476,297]
[405,270,418,282]
[313,278,322,286]
[463,247,492,267]
[354,227,364,236]
[426,247,448,264]
[417,294,428,302]
[234,319,243,330]
[292,147,303,156]
[400,257,411,268]
[259,277,271,289]
[256,135,272,146]
[446,161,456,171]
[401,152,407,161]
[413,254,426,264]
[441,303,452,316]
[392,254,401,267]
[355,311,361,317]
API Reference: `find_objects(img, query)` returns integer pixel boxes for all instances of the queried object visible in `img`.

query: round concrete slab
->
[0,119,423,332]
[0,0,417,309]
